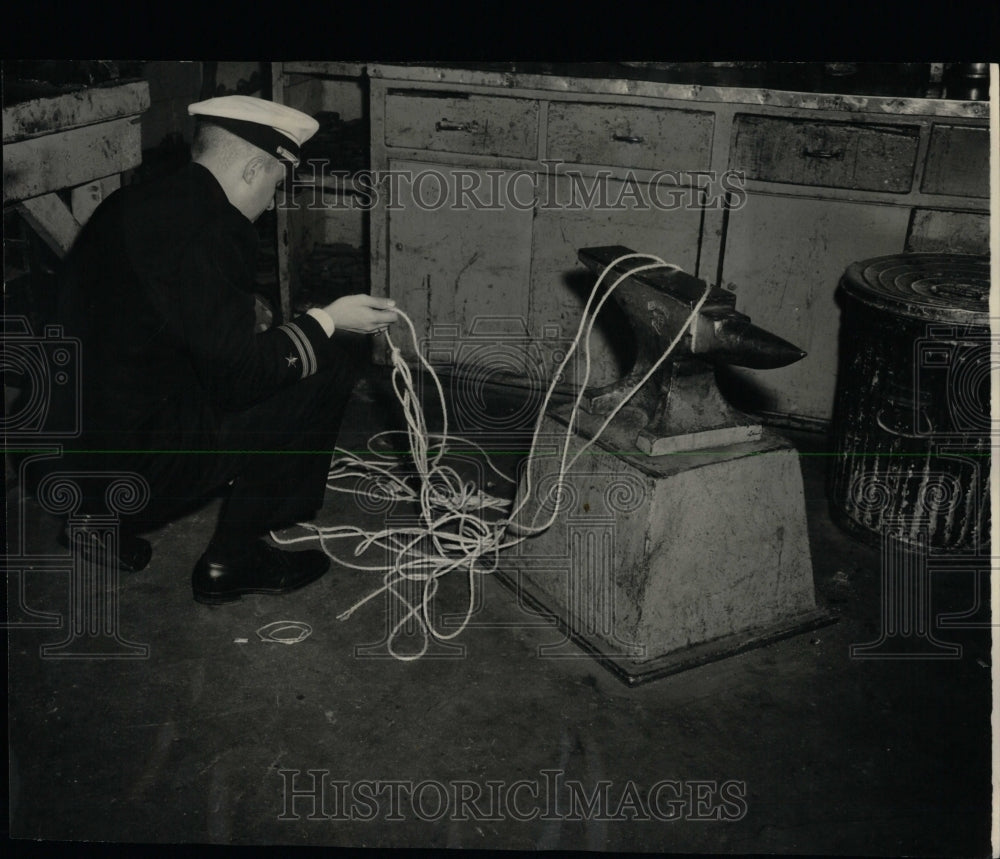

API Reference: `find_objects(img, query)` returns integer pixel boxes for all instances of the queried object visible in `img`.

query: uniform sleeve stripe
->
[279,323,314,378]
[291,322,319,376]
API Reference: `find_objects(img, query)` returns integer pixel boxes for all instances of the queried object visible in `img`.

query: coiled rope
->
[272,253,713,660]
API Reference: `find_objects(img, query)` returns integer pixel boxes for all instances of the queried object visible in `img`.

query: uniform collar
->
[187,161,237,215]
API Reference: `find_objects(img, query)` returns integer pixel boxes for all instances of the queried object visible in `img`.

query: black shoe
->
[191,540,330,605]
[58,519,153,573]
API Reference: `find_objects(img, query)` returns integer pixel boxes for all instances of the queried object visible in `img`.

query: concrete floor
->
[6,366,993,855]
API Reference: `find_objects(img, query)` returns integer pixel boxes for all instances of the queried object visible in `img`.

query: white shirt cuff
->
[306,307,336,337]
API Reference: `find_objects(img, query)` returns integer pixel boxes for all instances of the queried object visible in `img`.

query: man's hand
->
[323,294,400,334]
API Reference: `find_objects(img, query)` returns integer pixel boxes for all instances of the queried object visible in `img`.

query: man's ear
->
[241,154,268,185]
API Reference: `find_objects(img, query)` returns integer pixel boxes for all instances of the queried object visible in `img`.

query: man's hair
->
[191,121,275,169]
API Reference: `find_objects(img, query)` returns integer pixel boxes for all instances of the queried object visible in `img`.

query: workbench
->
[270,63,989,427]
[367,64,989,428]
[3,80,150,256]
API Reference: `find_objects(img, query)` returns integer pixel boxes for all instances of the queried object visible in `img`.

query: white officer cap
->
[188,95,319,165]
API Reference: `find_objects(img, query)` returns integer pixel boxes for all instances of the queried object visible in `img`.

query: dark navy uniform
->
[58,161,355,542]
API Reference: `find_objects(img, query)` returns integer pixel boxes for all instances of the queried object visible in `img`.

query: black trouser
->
[209,362,356,547]
[61,360,356,549]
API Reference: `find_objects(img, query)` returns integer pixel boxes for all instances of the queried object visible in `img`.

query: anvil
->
[567,246,806,455]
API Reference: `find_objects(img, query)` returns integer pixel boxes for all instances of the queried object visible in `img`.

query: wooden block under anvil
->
[501,410,833,684]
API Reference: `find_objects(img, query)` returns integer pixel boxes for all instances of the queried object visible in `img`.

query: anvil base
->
[501,413,834,685]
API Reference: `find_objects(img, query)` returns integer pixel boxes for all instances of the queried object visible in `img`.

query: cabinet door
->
[385,159,535,367]
[720,193,911,424]
[530,174,706,388]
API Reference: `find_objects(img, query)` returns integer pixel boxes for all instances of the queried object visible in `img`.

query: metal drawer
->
[546,102,714,171]
[921,124,989,198]
[730,115,919,192]
[384,90,539,159]
[906,208,990,255]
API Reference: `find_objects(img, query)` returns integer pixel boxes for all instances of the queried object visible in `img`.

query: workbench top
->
[367,63,989,119]
[2,80,150,144]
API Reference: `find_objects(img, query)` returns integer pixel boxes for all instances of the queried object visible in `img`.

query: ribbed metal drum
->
[828,253,991,551]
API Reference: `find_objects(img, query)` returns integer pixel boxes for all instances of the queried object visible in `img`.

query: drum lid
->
[840,253,990,325]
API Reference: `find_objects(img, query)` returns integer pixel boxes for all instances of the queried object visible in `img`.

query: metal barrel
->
[827,253,991,552]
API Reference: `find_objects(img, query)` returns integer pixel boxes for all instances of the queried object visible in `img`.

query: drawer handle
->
[435,118,481,133]
[802,146,845,160]
[612,133,644,144]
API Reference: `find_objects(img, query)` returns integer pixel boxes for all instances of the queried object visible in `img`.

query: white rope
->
[256,620,313,645]
[270,253,713,660]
